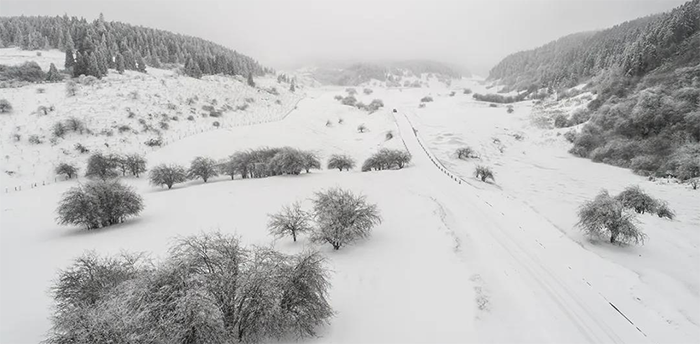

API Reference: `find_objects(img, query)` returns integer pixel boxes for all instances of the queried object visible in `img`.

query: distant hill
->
[310,60,469,86]
[489,0,700,182]
[0,14,271,79]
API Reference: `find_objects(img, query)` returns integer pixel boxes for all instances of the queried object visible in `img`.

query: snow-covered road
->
[392,110,657,343]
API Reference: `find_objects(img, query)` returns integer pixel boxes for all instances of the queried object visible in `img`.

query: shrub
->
[334,95,343,101]
[368,99,384,112]
[117,124,132,134]
[341,96,357,106]
[463,88,472,95]
[554,114,569,128]
[149,164,188,189]
[568,108,591,126]
[310,188,381,250]
[187,115,194,121]
[474,165,494,182]
[125,154,147,177]
[450,91,456,97]
[418,103,426,108]
[420,96,433,103]
[345,88,357,95]
[385,131,393,140]
[325,119,332,127]
[655,201,675,220]
[158,121,169,130]
[213,121,220,127]
[64,117,85,134]
[268,202,312,242]
[355,102,369,111]
[363,88,373,95]
[268,148,306,175]
[188,156,219,182]
[327,154,355,171]
[0,99,12,113]
[74,143,89,154]
[302,151,322,173]
[144,137,163,147]
[577,190,644,245]
[563,130,577,143]
[489,104,498,108]
[456,147,477,159]
[0,61,45,82]
[362,149,411,171]
[66,80,78,97]
[55,163,78,179]
[507,105,514,114]
[85,153,119,180]
[46,233,333,344]
[28,134,43,144]
[56,180,144,230]
[689,178,699,190]
[357,124,367,133]
[37,87,46,94]
[614,186,657,214]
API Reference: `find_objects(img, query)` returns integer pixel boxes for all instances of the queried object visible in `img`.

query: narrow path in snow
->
[392,110,654,343]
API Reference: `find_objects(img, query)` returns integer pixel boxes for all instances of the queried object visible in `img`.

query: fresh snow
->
[0,52,698,343]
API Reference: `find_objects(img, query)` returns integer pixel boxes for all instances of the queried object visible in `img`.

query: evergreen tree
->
[148,54,161,68]
[247,72,255,87]
[63,29,74,50]
[135,52,147,73]
[64,48,75,70]
[95,50,108,76]
[72,51,85,77]
[122,49,136,70]
[184,57,202,79]
[46,63,63,82]
[290,79,296,92]
[86,52,101,78]
[115,52,125,74]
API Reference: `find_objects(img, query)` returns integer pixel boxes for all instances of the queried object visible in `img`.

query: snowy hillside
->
[0,48,303,191]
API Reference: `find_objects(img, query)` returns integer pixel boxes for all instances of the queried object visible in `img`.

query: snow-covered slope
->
[0,48,303,191]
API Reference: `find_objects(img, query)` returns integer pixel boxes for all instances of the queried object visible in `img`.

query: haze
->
[0,0,689,75]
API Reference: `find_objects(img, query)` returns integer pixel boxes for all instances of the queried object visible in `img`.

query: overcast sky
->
[0,0,689,75]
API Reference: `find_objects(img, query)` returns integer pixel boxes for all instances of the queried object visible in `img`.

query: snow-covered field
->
[0,53,698,343]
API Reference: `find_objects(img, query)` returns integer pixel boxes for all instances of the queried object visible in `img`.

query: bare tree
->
[188,156,219,182]
[268,202,312,242]
[327,154,355,171]
[577,190,645,245]
[55,162,78,179]
[149,164,188,189]
[311,188,381,250]
[57,180,144,230]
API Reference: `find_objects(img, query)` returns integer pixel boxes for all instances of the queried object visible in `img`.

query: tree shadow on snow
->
[46,216,148,241]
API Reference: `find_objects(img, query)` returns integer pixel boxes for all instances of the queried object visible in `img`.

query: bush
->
[57,180,144,230]
[0,61,45,82]
[554,114,569,128]
[689,178,699,190]
[385,131,393,140]
[0,99,12,113]
[46,232,333,343]
[334,95,343,101]
[357,124,367,133]
[363,88,373,95]
[655,201,675,220]
[268,202,312,242]
[420,96,433,103]
[65,117,85,134]
[124,154,147,177]
[577,190,644,245]
[302,151,321,173]
[55,163,78,179]
[144,137,163,147]
[327,154,355,171]
[188,156,219,182]
[568,108,591,126]
[563,130,577,143]
[361,149,411,171]
[213,121,220,127]
[85,153,119,180]
[159,121,169,130]
[149,164,188,189]
[310,188,381,250]
[355,102,369,111]
[463,88,472,95]
[456,147,477,159]
[368,99,384,112]
[507,106,514,114]
[74,143,89,154]
[28,134,43,144]
[614,186,657,214]
[345,88,357,95]
[66,80,78,97]
[474,165,494,182]
[187,115,195,121]
[341,96,357,106]
[268,148,306,175]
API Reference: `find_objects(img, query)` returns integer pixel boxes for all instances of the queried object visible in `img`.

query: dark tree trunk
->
[292,231,297,242]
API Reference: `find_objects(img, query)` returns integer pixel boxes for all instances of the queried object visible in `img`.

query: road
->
[393,110,652,343]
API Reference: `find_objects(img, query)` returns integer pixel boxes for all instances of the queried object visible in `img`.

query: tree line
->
[0,14,272,79]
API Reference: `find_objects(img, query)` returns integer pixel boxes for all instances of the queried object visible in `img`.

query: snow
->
[0,53,698,343]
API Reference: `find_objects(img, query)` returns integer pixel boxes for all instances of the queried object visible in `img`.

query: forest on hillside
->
[490,0,700,182]
[0,14,271,79]
[311,60,465,86]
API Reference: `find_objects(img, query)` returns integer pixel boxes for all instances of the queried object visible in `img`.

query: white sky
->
[0,0,689,74]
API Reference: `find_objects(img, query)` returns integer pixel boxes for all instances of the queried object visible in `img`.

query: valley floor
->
[1,80,698,343]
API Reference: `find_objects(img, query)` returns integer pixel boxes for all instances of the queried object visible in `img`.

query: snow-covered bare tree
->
[577,190,645,245]
[310,188,381,250]
[474,165,494,182]
[85,152,118,180]
[327,154,355,171]
[55,162,78,179]
[149,164,187,189]
[188,156,219,182]
[125,154,147,177]
[268,202,312,242]
[57,179,144,230]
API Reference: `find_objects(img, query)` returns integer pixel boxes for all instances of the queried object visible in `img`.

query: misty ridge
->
[0,0,699,343]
